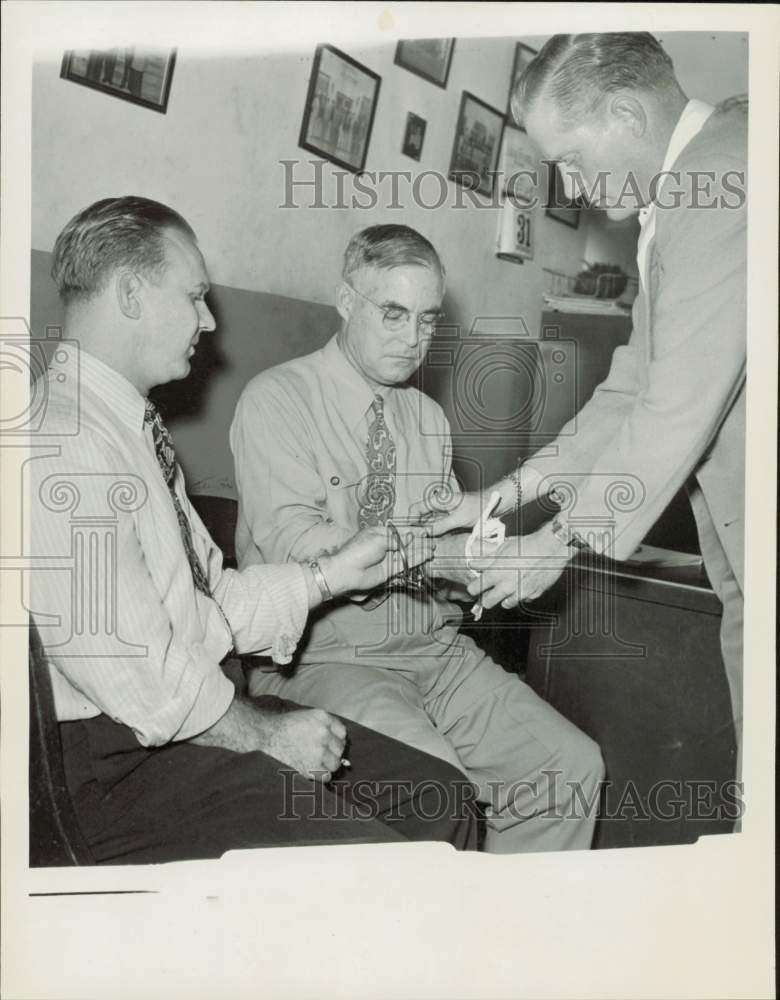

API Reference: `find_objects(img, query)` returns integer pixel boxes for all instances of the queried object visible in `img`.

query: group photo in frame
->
[394,38,455,88]
[60,48,176,113]
[299,44,381,173]
[448,90,505,198]
[498,122,540,205]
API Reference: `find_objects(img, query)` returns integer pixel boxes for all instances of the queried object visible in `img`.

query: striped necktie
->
[358,394,397,528]
[144,400,211,597]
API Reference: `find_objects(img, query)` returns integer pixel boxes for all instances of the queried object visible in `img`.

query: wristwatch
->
[550,514,589,550]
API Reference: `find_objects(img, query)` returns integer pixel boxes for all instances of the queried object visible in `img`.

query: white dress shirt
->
[637,98,715,288]
[30,346,309,746]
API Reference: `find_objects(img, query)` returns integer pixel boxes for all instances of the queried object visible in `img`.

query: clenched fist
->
[262,706,347,782]
[192,697,347,782]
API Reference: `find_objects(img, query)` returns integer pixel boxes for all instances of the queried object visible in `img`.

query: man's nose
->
[394,313,421,347]
[199,302,216,333]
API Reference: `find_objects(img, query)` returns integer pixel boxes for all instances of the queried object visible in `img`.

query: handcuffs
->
[361,521,427,610]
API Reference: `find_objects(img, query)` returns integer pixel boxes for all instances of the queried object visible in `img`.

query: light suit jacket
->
[529,105,747,595]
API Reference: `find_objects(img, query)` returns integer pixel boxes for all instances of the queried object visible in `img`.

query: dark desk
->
[524,550,738,849]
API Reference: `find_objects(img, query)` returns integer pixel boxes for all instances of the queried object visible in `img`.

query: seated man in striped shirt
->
[231,224,605,855]
[29,197,479,864]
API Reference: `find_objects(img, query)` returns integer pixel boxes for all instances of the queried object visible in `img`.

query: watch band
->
[550,514,588,550]
[509,466,523,511]
[308,559,333,602]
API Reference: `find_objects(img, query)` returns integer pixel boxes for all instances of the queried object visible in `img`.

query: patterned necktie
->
[144,400,211,597]
[358,394,397,528]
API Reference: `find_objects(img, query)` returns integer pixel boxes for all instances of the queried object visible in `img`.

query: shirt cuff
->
[219,562,310,664]
[262,562,309,664]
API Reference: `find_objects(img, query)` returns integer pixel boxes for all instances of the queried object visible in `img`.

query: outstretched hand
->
[466,526,571,609]
[408,490,486,537]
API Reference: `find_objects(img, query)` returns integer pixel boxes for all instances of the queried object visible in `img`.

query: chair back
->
[29,621,95,866]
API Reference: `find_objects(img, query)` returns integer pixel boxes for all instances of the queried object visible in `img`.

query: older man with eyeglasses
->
[230,224,604,854]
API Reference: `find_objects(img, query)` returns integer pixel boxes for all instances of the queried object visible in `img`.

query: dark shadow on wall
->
[151,291,230,423]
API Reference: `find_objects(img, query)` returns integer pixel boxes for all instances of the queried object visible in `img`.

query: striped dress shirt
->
[29,346,309,747]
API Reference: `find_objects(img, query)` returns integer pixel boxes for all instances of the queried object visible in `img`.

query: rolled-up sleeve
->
[29,425,309,746]
[212,562,309,664]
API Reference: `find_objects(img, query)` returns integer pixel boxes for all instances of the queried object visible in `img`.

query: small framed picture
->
[60,48,177,113]
[448,91,505,198]
[299,44,381,174]
[506,41,538,127]
[395,39,455,89]
[498,123,541,205]
[545,163,582,229]
[402,113,427,161]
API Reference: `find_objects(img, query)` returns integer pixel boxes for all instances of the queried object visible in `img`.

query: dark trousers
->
[59,699,479,864]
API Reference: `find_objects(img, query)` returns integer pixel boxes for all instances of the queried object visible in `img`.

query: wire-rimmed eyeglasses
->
[345,282,445,333]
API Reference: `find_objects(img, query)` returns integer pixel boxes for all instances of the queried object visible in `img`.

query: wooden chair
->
[28,620,95,866]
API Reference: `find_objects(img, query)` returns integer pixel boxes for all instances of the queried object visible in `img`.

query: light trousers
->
[249,626,604,854]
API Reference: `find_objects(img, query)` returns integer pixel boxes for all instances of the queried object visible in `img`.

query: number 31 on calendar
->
[496,199,534,263]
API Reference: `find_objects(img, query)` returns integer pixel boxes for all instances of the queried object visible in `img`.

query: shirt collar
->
[638,98,715,229]
[51,346,147,434]
[321,334,394,429]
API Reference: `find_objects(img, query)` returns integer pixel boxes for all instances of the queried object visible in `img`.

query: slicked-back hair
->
[342,224,445,284]
[51,196,197,306]
[511,33,680,130]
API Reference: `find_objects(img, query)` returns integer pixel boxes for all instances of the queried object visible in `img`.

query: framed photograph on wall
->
[299,44,381,174]
[448,91,505,198]
[506,41,537,126]
[60,48,177,113]
[498,123,541,205]
[401,112,427,161]
[545,163,582,229]
[394,39,455,88]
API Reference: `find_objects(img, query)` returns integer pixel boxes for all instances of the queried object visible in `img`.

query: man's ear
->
[116,270,143,320]
[336,281,354,323]
[609,94,647,138]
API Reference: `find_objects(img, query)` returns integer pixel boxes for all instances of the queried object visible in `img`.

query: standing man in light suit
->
[423,33,747,772]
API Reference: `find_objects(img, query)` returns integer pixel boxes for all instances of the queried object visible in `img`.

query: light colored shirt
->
[230,334,460,662]
[637,98,715,289]
[30,346,309,746]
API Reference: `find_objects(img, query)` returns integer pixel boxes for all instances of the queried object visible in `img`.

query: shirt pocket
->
[323,464,364,530]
